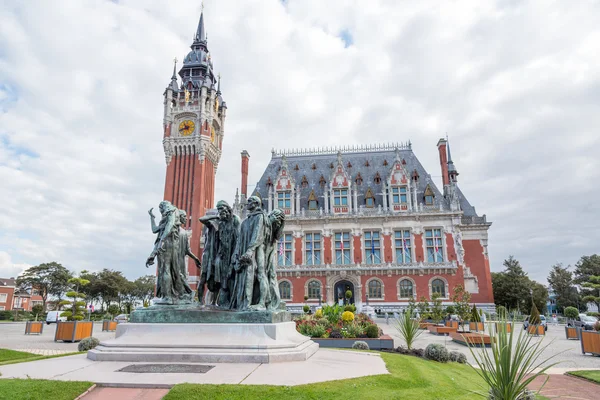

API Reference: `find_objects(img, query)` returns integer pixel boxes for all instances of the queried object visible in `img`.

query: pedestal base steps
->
[87,321,319,363]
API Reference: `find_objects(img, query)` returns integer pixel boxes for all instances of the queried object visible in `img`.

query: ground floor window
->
[431,278,446,297]
[279,281,291,300]
[307,280,322,299]
[368,279,383,299]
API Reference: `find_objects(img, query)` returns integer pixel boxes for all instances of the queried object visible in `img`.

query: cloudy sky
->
[1,0,599,284]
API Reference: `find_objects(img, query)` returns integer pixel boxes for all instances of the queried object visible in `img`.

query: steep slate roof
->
[252,144,478,216]
[0,278,16,287]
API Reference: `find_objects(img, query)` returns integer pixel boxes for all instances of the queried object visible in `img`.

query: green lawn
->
[0,349,83,366]
[0,379,93,400]
[165,352,488,400]
[567,370,600,384]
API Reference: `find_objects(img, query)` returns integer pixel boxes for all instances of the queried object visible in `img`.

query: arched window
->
[307,280,321,299]
[368,280,383,299]
[279,281,291,300]
[431,279,446,297]
[399,279,414,298]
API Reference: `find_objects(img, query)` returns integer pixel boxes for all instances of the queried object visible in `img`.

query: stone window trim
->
[278,279,293,301]
[390,185,409,205]
[305,279,323,300]
[365,277,385,300]
[0,293,7,303]
[397,277,416,300]
[363,230,382,265]
[334,231,352,265]
[393,229,413,264]
[428,276,450,300]
[423,227,446,263]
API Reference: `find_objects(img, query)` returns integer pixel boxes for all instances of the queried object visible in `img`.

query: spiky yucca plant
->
[395,311,423,350]
[466,316,560,400]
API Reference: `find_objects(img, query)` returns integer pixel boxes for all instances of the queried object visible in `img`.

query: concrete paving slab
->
[242,349,388,386]
[0,349,388,388]
[81,387,169,400]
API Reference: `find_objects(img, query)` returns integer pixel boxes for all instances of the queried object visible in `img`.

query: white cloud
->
[0,0,599,283]
[0,251,31,279]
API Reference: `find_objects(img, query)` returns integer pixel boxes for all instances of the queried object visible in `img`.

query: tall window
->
[335,232,351,264]
[431,279,446,297]
[394,230,412,264]
[333,188,348,206]
[279,281,291,300]
[399,279,414,298]
[0,293,7,303]
[368,280,383,299]
[308,280,321,299]
[364,231,381,264]
[278,233,293,266]
[391,186,408,204]
[425,228,444,262]
[305,233,321,265]
[277,191,291,208]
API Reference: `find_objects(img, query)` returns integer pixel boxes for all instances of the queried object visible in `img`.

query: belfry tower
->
[162,9,227,286]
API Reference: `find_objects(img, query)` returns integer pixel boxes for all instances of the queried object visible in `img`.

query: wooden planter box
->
[565,326,580,340]
[419,322,434,329]
[469,322,484,332]
[312,335,394,350]
[428,324,458,335]
[102,320,117,332]
[494,322,512,334]
[54,321,94,342]
[25,321,44,335]
[527,325,545,336]
[451,332,494,347]
[580,330,600,356]
[445,321,459,329]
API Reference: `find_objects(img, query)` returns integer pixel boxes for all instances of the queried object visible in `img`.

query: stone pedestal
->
[87,321,319,363]
[129,306,291,324]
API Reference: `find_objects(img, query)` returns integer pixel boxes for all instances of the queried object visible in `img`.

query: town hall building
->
[160,9,494,312]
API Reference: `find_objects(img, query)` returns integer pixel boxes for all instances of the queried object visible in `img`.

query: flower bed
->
[295,305,381,340]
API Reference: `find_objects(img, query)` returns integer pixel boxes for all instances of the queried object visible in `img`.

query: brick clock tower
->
[161,9,227,287]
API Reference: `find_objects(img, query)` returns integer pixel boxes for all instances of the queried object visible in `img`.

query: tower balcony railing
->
[276,260,457,272]
[288,204,455,219]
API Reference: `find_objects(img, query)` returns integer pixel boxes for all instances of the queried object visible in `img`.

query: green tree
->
[430,292,444,324]
[547,263,579,312]
[564,306,579,319]
[107,304,120,318]
[529,302,541,325]
[92,269,129,310]
[574,255,600,310]
[31,304,44,321]
[492,256,531,312]
[471,305,481,322]
[452,284,472,331]
[133,275,156,307]
[406,296,417,317]
[581,275,600,311]
[417,296,430,319]
[16,262,72,311]
[60,277,89,321]
[525,281,548,315]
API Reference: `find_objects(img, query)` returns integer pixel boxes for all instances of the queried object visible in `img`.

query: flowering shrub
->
[315,309,323,318]
[342,311,355,323]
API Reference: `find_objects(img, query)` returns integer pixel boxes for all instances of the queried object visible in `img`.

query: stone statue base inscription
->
[129,306,291,324]
[87,321,319,363]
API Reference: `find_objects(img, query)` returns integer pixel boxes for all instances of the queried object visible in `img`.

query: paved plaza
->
[374,318,600,371]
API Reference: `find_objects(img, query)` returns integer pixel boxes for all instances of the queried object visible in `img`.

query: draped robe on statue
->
[229,209,268,310]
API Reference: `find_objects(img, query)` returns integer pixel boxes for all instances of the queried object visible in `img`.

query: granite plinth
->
[129,306,291,324]
[87,321,319,363]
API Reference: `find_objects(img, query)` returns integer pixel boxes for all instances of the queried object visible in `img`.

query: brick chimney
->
[241,150,250,196]
[437,138,449,187]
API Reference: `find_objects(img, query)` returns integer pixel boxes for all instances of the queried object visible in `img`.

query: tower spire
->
[447,135,459,182]
[194,4,206,45]
[217,73,221,94]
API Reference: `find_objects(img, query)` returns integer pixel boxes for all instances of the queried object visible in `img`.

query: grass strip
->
[0,379,93,400]
[566,370,600,384]
[0,349,84,366]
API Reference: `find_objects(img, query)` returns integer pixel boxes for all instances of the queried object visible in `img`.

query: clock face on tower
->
[178,120,195,136]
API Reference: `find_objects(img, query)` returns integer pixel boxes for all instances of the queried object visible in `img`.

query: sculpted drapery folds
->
[198,200,240,306]
[265,209,286,311]
[145,201,196,305]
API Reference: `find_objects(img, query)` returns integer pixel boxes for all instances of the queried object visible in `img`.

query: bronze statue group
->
[146,196,285,312]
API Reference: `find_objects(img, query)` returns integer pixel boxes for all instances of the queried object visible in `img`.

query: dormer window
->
[277,191,291,208]
[424,185,435,205]
[294,164,299,171]
[355,173,363,186]
[319,175,326,188]
[391,186,408,204]
[374,172,381,185]
[383,159,388,166]
[333,189,348,206]
[347,162,352,168]
[365,160,370,167]
[308,190,318,210]
[301,175,308,188]
[365,188,375,208]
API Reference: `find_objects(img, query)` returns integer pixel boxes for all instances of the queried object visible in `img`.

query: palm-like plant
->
[395,311,423,350]
[466,316,561,399]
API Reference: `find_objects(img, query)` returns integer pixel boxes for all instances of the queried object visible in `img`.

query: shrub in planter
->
[424,343,449,363]
[314,309,323,318]
[342,311,355,323]
[303,305,310,313]
[564,306,578,320]
[365,324,379,338]
[78,336,100,351]
[449,351,467,364]
[344,305,354,312]
[594,321,600,332]
[352,341,370,350]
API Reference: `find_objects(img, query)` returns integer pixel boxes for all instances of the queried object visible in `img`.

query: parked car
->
[114,314,129,323]
[567,314,598,330]
[46,311,67,325]
[523,315,547,331]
